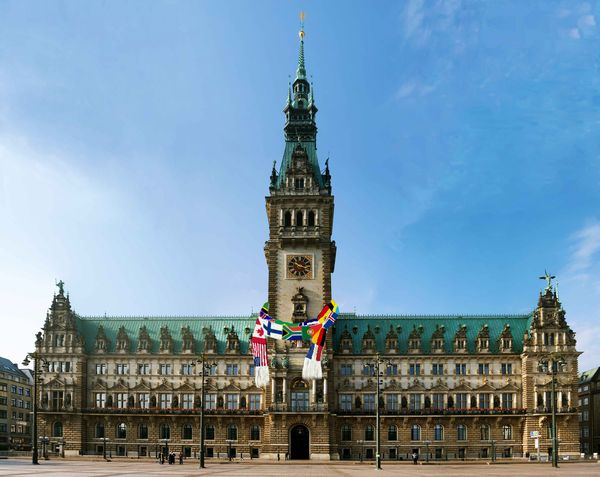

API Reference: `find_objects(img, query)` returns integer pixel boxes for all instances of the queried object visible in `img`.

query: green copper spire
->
[296,12,306,80]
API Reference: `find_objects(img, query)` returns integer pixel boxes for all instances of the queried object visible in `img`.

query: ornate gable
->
[95,325,109,353]
[361,325,376,353]
[430,324,445,352]
[339,326,353,354]
[385,325,400,353]
[225,325,240,354]
[408,325,423,353]
[454,324,468,353]
[203,327,217,354]
[154,379,173,392]
[498,324,513,352]
[181,326,195,354]
[159,326,173,353]
[131,379,150,392]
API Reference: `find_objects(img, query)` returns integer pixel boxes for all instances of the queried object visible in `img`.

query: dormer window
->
[408,325,423,353]
[432,339,443,350]
[454,325,468,353]
[116,326,130,352]
[137,326,151,353]
[95,326,109,352]
[362,326,376,353]
[294,178,305,190]
[159,326,173,353]
[340,327,353,354]
[430,325,445,353]
[499,324,514,352]
[385,325,400,353]
[181,326,194,353]
[477,325,490,353]
[203,328,217,354]
[226,326,240,354]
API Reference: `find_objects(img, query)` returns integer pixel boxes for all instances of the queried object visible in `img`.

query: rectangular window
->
[226,394,239,410]
[226,364,239,376]
[290,391,309,411]
[159,393,172,409]
[432,364,444,375]
[455,393,468,409]
[249,364,255,376]
[478,363,490,375]
[432,393,444,409]
[543,333,555,345]
[51,391,64,410]
[17,387,23,395]
[115,364,129,375]
[479,393,490,409]
[582,410,589,421]
[159,364,172,375]
[248,394,261,410]
[386,394,399,411]
[363,394,376,411]
[116,393,128,409]
[181,364,194,376]
[205,394,217,410]
[339,394,352,411]
[409,364,421,376]
[501,393,513,409]
[386,364,398,376]
[95,393,106,408]
[501,363,512,375]
[340,364,353,376]
[409,394,422,411]
[138,393,149,409]
[11,385,17,394]
[137,363,150,375]
[95,364,107,375]
[362,364,375,376]
[455,363,466,375]
[182,394,194,409]
[208,364,217,376]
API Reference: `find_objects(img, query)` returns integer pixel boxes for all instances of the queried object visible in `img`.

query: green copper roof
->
[579,367,600,384]
[296,38,306,80]
[77,315,256,355]
[332,313,533,354]
[277,140,323,189]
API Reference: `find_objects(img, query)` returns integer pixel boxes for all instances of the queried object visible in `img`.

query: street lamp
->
[356,439,364,462]
[538,354,567,468]
[101,437,108,460]
[363,354,392,470]
[225,439,235,461]
[424,440,431,463]
[192,355,216,469]
[162,438,170,462]
[23,351,49,465]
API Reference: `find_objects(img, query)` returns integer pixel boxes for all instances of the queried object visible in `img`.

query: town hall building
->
[33,24,581,461]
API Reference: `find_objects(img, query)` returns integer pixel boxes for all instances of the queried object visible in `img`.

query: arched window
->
[53,422,63,438]
[182,424,193,440]
[284,211,292,227]
[95,422,105,438]
[308,210,316,226]
[457,424,467,441]
[205,425,215,440]
[480,425,490,441]
[434,424,444,441]
[159,423,170,440]
[138,424,148,439]
[365,425,374,441]
[341,425,352,441]
[410,424,421,441]
[296,210,304,226]
[250,425,260,440]
[388,425,398,441]
[227,424,238,441]
[502,425,512,440]
[117,422,127,439]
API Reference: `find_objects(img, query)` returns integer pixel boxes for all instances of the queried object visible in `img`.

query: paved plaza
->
[0,460,599,477]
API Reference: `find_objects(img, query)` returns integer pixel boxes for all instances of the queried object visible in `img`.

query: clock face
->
[287,255,312,279]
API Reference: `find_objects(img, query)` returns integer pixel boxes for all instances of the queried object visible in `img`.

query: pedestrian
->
[412,452,418,465]
[179,452,183,464]
[240,452,243,460]
[277,452,280,461]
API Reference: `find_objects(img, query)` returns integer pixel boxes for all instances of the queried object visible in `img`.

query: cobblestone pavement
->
[0,460,598,477]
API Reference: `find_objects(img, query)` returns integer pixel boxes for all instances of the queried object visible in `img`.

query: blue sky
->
[1,1,599,370]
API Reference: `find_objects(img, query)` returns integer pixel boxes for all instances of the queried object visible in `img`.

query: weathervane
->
[539,270,556,291]
[299,11,305,39]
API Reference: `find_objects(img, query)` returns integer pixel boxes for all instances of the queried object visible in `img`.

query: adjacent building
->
[0,357,33,452]
[33,25,581,461]
[578,367,600,456]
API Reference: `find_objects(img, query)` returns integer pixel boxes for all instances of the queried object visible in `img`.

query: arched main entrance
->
[289,424,310,460]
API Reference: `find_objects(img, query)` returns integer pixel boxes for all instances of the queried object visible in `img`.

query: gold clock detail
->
[287,255,313,279]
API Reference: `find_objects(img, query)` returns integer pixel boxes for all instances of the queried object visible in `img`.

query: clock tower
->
[265,22,336,324]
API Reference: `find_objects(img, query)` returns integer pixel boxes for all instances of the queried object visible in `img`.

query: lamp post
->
[363,354,392,470]
[23,352,48,465]
[192,355,216,469]
[356,439,364,462]
[225,439,234,461]
[162,438,169,462]
[101,437,108,460]
[424,440,431,463]
[538,354,566,468]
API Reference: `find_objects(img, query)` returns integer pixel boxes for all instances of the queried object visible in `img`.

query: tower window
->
[294,178,305,190]
[296,211,304,226]
[284,211,292,227]
[308,210,315,226]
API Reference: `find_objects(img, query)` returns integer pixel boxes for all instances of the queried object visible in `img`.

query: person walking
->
[412,452,418,465]
[179,452,183,464]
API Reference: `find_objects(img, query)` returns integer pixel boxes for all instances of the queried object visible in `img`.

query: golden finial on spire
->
[299,11,305,40]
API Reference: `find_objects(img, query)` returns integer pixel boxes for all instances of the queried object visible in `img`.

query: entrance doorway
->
[289,424,309,459]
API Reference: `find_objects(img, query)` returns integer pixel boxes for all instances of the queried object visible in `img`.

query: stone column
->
[282,378,287,405]
[271,378,275,403]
